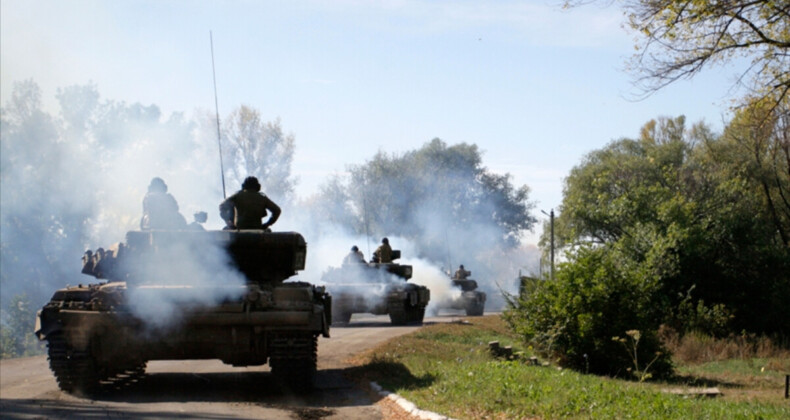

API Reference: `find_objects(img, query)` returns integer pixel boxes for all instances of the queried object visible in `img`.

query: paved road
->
[0,314,468,420]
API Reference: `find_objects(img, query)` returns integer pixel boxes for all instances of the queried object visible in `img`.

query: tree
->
[566,1,790,112]
[547,115,789,334]
[313,138,536,267]
[717,97,790,246]
[220,106,296,203]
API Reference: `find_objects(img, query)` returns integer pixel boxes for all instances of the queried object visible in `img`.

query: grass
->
[350,316,790,420]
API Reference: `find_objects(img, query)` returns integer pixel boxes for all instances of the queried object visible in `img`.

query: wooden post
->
[785,375,789,399]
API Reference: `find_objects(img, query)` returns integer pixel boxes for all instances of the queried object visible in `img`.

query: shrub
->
[504,245,673,378]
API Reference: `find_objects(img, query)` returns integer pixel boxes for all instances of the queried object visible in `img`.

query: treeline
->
[506,106,790,377]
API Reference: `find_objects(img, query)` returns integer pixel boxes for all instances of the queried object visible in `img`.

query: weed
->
[613,329,664,382]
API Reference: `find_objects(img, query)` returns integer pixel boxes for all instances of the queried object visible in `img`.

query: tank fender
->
[34,310,61,340]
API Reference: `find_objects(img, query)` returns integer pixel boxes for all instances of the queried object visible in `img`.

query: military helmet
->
[194,211,208,223]
[242,176,261,192]
[351,245,359,252]
[148,177,167,193]
[382,237,389,244]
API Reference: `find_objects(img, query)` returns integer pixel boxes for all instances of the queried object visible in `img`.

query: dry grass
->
[660,325,790,364]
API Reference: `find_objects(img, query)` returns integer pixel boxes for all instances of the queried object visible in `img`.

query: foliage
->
[220,106,296,203]
[566,0,790,113]
[312,138,536,263]
[0,294,44,358]
[503,245,673,377]
[544,115,790,336]
[717,97,790,247]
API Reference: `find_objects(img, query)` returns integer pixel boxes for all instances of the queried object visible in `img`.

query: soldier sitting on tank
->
[372,237,393,263]
[188,211,208,231]
[454,264,471,280]
[140,177,188,230]
[219,176,281,230]
[343,245,365,265]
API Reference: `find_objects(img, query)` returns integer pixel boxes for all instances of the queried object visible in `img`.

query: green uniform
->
[373,243,393,263]
[219,189,281,229]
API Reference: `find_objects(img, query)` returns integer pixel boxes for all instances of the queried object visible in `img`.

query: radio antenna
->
[210,31,227,199]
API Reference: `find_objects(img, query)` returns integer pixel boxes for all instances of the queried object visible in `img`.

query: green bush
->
[504,245,673,378]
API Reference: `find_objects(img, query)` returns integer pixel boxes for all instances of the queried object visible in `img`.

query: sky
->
[1,0,739,246]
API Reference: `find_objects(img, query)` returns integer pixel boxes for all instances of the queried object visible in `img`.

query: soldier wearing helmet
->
[219,176,281,230]
[188,211,208,231]
[140,177,187,230]
[454,264,471,280]
[372,237,393,263]
[343,245,365,265]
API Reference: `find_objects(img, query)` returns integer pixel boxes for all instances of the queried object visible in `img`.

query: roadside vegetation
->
[503,0,790,386]
[352,316,790,420]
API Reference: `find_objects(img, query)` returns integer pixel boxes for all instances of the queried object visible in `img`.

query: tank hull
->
[322,262,430,325]
[35,230,329,394]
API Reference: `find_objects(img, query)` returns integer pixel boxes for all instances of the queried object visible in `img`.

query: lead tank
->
[321,250,430,325]
[35,229,330,394]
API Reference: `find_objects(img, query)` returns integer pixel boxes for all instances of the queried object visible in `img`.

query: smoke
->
[402,257,461,315]
[1,81,540,338]
[120,235,247,330]
[0,82,228,321]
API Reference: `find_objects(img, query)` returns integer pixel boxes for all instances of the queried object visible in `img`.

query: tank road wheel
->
[46,333,102,395]
[388,300,425,326]
[269,333,318,391]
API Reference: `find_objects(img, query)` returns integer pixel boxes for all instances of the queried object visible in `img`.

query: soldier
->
[343,245,365,265]
[454,264,471,280]
[372,237,393,263]
[219,176,281,230]
[188,211,208,231]
[140,177,187,230]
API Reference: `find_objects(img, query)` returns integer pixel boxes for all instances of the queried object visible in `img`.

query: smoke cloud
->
[0,80,540,336]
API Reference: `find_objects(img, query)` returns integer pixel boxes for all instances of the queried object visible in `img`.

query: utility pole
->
[541,209,555,280]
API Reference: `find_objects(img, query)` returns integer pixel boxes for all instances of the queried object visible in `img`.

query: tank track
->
[46,333,146,394]
[465,301,485,316]
[269,332,318,390]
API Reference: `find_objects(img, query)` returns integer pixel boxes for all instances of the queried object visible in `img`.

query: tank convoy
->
[35,229,331,394]
[321,250,430,325]
[437,267,486,316]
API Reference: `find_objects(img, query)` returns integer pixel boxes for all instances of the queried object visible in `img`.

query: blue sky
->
[1,0,738,245]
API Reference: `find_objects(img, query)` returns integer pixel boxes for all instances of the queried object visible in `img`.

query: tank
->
[34,229,331,394]
[437,270,486,316]
[321,250,430,325]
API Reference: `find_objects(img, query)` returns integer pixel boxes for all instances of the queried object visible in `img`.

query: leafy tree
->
[513,114,789,376]
[328,138,536,264]
[220,106,296,203]
[717,97,790,246]
[566,0,790,111]
[546,115,789,335]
